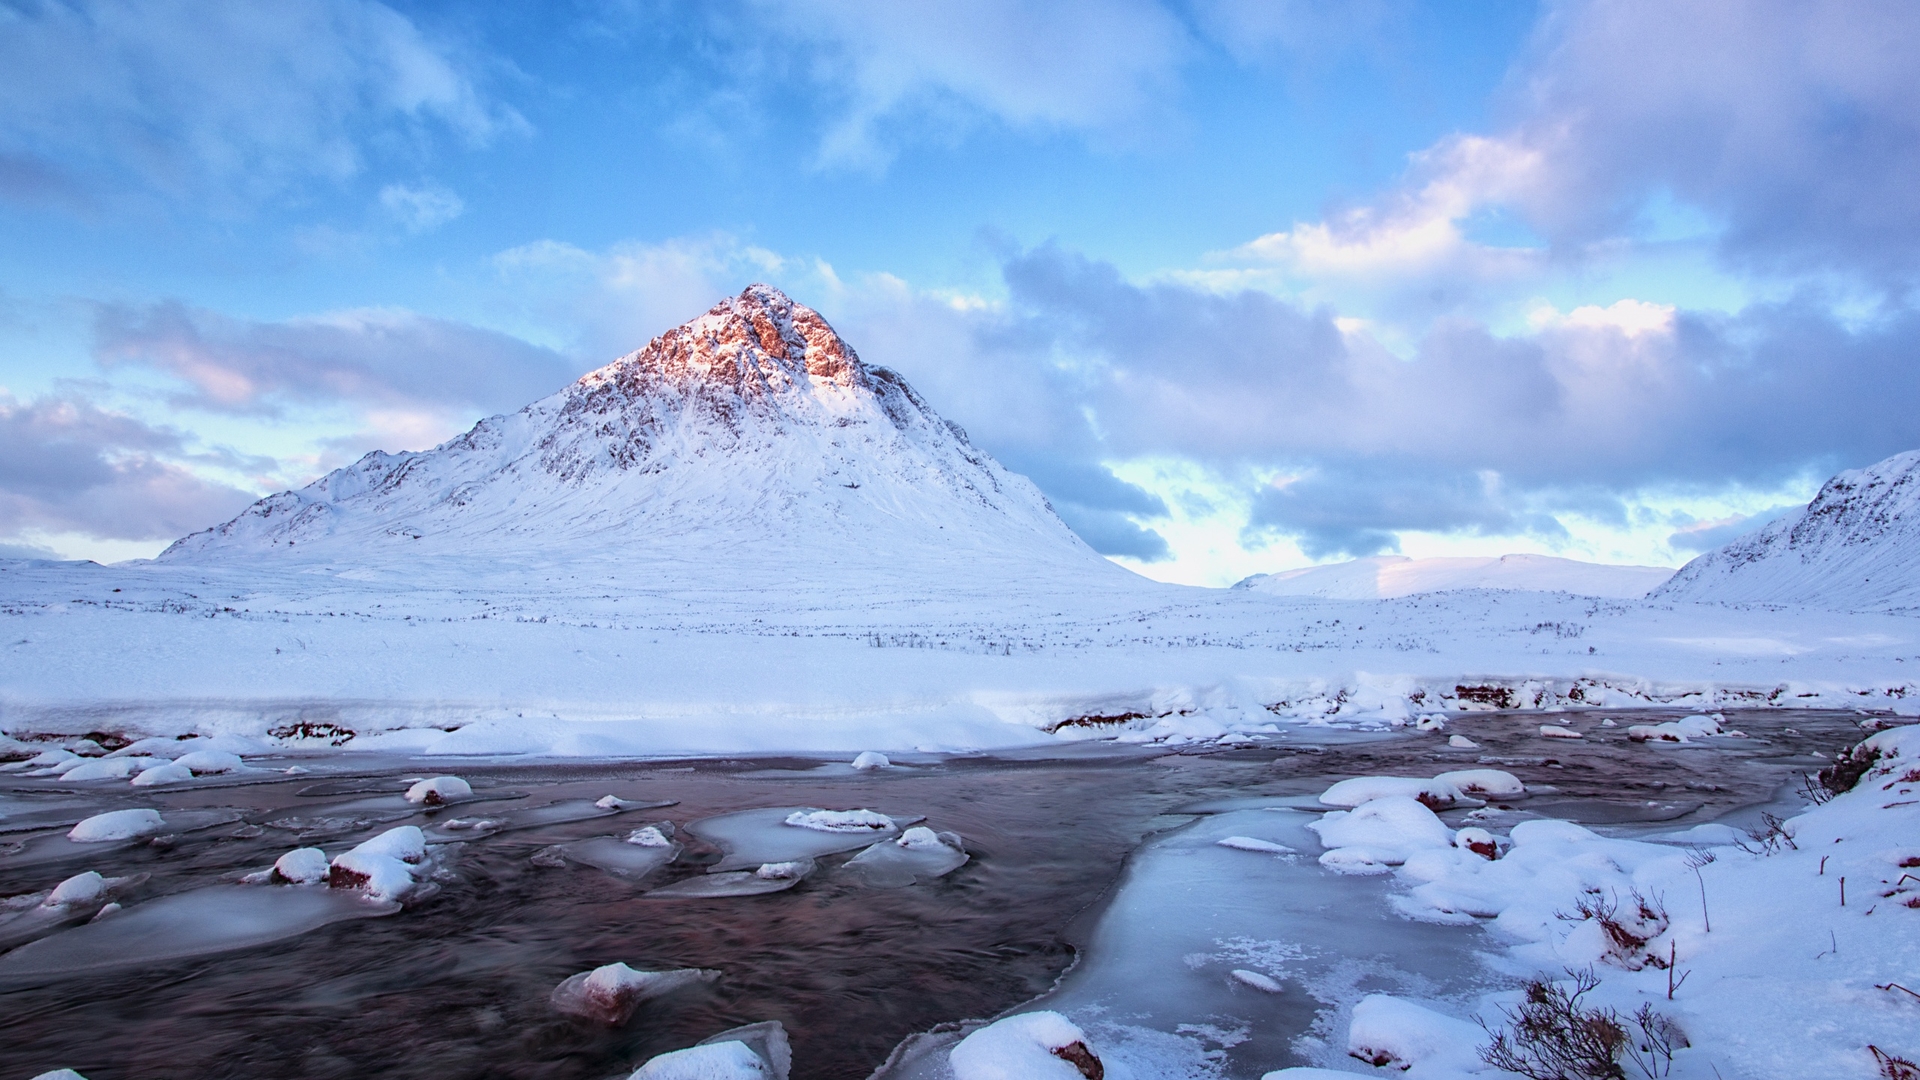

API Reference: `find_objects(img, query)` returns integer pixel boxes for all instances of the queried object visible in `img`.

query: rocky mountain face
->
[161,286,1110,579]
[1655,449,1920,612]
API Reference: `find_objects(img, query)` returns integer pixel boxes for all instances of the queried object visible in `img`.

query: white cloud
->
[739,0,1192,168]
[0,0,519,207]
[379,182,464,233]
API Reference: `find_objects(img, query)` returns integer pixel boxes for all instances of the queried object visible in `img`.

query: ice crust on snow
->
[949,1012,1101,1080]
[68,808,164,842]
[550,962,719,1024]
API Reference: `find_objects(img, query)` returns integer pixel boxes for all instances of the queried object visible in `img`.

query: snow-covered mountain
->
[1655,448,1920,612]
[162,285,1118,584]
[1234,554,1673,600]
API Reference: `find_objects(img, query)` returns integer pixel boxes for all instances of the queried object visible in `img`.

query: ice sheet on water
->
[550,833,681,881]
[1216,836,1294,855]
[550,962,719,1024]
[841,827,968,888]
[3,809,240,868]
[689,807,918,871]
[871,806,1490,1080]
[0,885,397,982]
[645,859,815,899]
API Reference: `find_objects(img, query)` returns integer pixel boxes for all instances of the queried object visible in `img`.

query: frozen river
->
[0,709,1868,1079]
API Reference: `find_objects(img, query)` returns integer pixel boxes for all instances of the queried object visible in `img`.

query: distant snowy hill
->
[1235,554,1673,600]
[1656,448,1920,612]
[162,285,1122,585]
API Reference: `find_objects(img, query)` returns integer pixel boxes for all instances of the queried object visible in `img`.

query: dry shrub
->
[1480,969,1685,1080]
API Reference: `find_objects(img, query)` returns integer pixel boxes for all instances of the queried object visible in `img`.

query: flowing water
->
[0,709,1877,1080]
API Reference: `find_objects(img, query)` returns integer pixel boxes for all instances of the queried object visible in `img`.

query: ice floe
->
[0,884,397,981]
[949,1011,1103,1080]
[1216,836,1294,855]
[550,962,719,1024]
[842,826,968,887]
[630,1021,791,1080]
[645,859,816,899]
[546,829,681,881]
[689,807,914,871]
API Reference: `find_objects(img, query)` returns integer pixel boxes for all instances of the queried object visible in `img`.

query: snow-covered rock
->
[1308,796,1455,872]
[328,826,429,901]
[550,962,719,1024]
[272,847,332,885]
[131,763,194,786]
[783,808,894,833]
[1319,775,1475,810]
[405,775,472,805]
[630,1022,790,1080]
[1431,769,1524,798]
[1345,994,1486,1072]
[173,749,243,774]
[850,751,890,771]
[45,871,107,907]
[1657,448,1920,612]
[949,1011,1104,1080]
[68,808,165,842]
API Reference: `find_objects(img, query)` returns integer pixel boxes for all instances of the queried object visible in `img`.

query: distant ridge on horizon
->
[1234,553,1676,600]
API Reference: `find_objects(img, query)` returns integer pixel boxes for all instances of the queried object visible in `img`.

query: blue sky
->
[3,0,1919,584]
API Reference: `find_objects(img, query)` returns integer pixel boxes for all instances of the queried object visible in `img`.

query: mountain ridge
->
[1655,448,1920,611]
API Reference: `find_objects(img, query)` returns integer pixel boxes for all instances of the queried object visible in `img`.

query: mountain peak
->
[159,288,1106,577]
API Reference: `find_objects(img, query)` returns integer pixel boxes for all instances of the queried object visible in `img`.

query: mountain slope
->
[160,285,1114,582]
[1235,554,1673,600]
[1655,449,1920,611]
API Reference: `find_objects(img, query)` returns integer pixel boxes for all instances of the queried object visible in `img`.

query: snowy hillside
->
[162,285,1114,584]
[1236,554,1673,600]
[1656,448,1920,612]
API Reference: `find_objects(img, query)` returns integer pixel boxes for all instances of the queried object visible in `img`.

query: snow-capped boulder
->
[68,809,165,842]
[949,1011,1104,1080]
